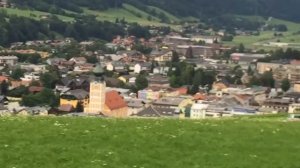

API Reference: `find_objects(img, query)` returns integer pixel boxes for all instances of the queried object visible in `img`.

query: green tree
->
[7,86,28,97]
[11,68,25,80]
[185,46,194,59]
[86,56,98,64]
[238,43,245,53]
[22,88,58,107]
[171,51,180,63]
[247,66,254,75]
[135,75,148,91]
[40,72,59,89]
[281,78,291,92]
[170,75,181,88]
[261,71,275,88]
[0,80,9,95]
[180,65,194,85]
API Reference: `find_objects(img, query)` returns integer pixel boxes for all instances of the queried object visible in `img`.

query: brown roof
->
[0,76,8,83]
[177,87,188,95]
[193,93,207,100]
[28,86,44,93]
[105,91,127,110]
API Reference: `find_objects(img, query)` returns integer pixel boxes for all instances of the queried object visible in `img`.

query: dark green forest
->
[0,13,125,46]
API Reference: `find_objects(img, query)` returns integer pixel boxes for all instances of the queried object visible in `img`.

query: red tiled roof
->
[193,93,207,100]
[177,87,188,95]
[0,76,8,83]
[290,60,300,65]
[105,90,127,110]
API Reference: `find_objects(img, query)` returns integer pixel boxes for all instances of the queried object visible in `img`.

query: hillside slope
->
[9,0,300,23]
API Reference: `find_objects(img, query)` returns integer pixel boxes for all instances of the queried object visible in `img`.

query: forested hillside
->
[9,0,300,22]
[0,13,125,46]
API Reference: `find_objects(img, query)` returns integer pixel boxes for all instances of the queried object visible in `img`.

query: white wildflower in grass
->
[4,144,9,148]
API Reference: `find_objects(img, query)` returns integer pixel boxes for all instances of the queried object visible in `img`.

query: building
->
[126,99,145,115]
[138,89,161,101]
[134,105,178,118]
[288,103,300,119]
[190,102,209,119]
[84,64,128,117]
[69,57,87,65]
[147,74,170,88]
[191,35,220,44]
[231,53,268,69]
[176,45,215,58]
[20,64,47,73]
[257,62,300,83]
[20,73,40,82]
[0,0,9,7]
[134,62,152,74]
[151,50,173,64]
[0,56,18,66]
[262,98,291,112]
[103,90,128,117]
[257,62,282,74]
[164,36,191,45]
[84,64,106,114]
[60,89,89,112]
[293,82,300,92]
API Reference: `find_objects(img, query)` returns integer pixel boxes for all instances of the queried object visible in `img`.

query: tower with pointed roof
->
[84,64,106,114]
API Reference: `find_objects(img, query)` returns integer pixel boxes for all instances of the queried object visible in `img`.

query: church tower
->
[84,63,106,114]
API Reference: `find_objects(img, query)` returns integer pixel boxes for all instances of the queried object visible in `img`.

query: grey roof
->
[0,96,8,102]
[135,106,177,117]
[126,99,145,108]
[153,97,185,106]
[135,106,160,117]
[63,89,89,100]
[60,76,90,87]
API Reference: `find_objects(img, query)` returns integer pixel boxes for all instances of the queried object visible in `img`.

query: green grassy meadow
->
[226,16,300,49]
[0,115,300,168]
[0,8,75,22]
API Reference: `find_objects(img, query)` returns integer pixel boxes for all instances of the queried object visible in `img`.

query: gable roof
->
[135,106,160,117]
[105,90,127,110]
[135,106,177,117]
[63,89,89,100]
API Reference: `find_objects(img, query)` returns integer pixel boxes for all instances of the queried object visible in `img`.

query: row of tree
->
[0,12,154,46]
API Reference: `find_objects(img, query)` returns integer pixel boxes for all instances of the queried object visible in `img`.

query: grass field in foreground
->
[0,115,300,168]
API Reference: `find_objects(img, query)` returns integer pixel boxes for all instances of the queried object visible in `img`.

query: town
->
[0,28,299,119]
